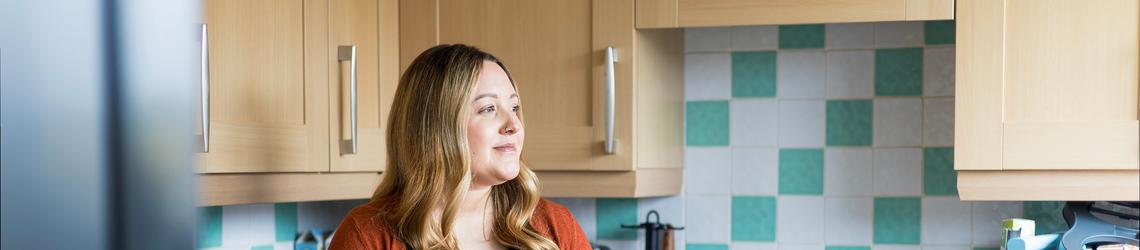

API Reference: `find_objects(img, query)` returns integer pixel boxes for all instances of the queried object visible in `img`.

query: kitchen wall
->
[196,20,1072,250]
[550,21,1069,250]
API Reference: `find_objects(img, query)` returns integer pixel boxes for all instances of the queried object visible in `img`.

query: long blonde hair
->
[373,44,557,250]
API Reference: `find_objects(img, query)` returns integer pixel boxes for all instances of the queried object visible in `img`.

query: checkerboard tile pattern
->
[544,21,1054,250]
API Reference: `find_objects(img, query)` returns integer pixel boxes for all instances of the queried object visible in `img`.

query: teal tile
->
[923,147,957,195]
[873,197,920,244]
[1024,201,1068,233]
[275,203,298,242]
[925,21,956,45]
[688,244,730,250]
[826,100,872,146]
[828,246,871,250]
[875,48,923,96]
[732,51,777,97]
[778,149,824,195]
[779,24,825,49]
[731,196,777,241]
[251,245,274,250]
[597,198,638,240]
[197,206,222,248]
[686,101,730,146]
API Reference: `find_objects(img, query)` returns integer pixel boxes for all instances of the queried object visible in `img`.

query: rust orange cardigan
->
[329,198,591,250]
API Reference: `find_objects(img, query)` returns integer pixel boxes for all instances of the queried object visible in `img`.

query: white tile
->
[873,148,922,196]
[221,205,252,247]
[733,242,776,250]
[731,99,779,146]
[685,195,732,243]
[824,197,873,245]
[972,202,1024,247]
[777,196,825,243]
[686,27,732,52]
[923,98,954,147]
[875,22,924,48]
[874,246,920,250]
[826,50,875,99]
[548,198,597,240]
[922,197,973,245]
[778,244,824,250]
[923,47,955,97]
[922,246,970,250]
[732,26,779,51]
[248,204,278,244]
[824,148,873,196]
[826,23,875,50]
[777,51,827,99]
[685,53,732,100]
[684,147,733,195]
[778,100,826,147]
[874,98,923,147]
[732,147,779,195]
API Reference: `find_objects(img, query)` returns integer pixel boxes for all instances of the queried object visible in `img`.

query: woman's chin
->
[484,163,521,186]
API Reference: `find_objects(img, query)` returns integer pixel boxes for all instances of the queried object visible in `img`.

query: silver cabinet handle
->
[338,45,358,154]
[201,24,210,153]
[604,47,617,154]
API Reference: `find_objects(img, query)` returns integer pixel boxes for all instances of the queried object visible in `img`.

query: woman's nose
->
[500,112,521,135]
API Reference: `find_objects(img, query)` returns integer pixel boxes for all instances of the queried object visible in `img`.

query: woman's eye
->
[512,105,521,112]
[478,105,495,114]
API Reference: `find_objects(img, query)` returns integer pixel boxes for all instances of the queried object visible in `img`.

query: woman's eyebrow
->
[472,93,497,102]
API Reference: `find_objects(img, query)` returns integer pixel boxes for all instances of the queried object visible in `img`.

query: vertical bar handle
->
[605,47,617,154]
[338,45,357,154]
[201,24,210,153]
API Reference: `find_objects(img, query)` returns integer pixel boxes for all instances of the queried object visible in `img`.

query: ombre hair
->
[372,44,557,250]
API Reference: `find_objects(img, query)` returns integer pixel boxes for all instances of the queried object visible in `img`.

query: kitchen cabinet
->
[636,0,954,28]
[198,0,329,173]
[198,0,398,205]
[400,0,684,197]
[955,0,1140,201]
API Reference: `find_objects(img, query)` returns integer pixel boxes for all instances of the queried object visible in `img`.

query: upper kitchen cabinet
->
[400,0,684,197]
[199,0,329,173]
[198,0,397,205]
[327,0,399,172]
[636,0,954,28]
[955,0,1140,201]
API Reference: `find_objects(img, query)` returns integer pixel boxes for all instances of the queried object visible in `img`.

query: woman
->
[329,44,590,250]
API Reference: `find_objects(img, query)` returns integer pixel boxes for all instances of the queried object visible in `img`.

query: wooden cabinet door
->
[400,0,636,171]
[328,0,398,172]
[198,0,329,173]
[956,0,1139,171]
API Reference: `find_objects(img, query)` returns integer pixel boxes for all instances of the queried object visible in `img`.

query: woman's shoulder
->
[531,199,591,249]
[329,198,403,250]
[533,198,574,221]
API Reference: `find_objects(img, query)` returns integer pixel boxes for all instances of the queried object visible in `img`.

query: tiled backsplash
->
[197,21,1070,250]
[552,21,1069,250]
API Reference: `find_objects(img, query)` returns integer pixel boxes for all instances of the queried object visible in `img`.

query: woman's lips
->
[493,144,517,153]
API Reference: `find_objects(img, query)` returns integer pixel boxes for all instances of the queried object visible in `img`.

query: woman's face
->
[467,60,524,187]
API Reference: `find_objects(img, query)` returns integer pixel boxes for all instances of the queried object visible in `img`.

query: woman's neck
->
[451,183,505,249]
[460,183,493,213]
